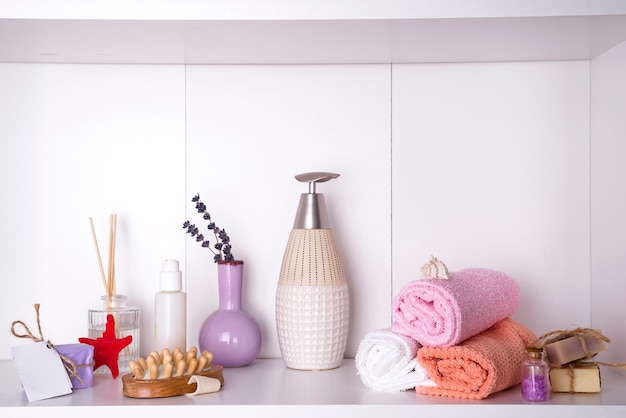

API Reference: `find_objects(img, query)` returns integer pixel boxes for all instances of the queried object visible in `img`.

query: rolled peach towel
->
[416,318,536,400]
[392,268,521,347]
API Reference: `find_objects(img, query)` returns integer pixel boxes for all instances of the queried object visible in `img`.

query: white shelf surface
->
[1,2,626,64]
[2,359,626,417]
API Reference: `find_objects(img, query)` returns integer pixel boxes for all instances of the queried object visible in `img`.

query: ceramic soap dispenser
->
[276,172,350,370]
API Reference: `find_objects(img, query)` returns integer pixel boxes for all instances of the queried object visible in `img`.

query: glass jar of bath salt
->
[521,345,550,402]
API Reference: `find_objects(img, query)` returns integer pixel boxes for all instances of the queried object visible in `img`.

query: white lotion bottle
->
[154,259,187,352]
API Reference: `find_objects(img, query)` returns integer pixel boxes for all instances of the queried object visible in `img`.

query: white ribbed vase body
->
[276,229,350,370]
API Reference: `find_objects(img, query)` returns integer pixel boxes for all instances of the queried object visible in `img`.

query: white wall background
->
[184,64,392,359]
[392,61,591,335]
[591,39,626,369]
[0,64,186,359]
[1,44,624,364]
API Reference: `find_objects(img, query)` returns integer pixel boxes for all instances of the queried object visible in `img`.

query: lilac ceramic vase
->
[198,260,262,367]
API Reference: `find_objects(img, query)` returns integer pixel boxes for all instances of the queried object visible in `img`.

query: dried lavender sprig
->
[183,194,235,262]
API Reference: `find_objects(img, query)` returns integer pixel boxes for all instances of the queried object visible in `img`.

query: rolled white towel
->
[355,328,429,392]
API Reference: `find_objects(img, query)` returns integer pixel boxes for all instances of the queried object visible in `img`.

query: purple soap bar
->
[544,335,607,366]
[55,343,94,389]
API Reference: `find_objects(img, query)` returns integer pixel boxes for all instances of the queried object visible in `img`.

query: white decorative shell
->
[421,256,450,280]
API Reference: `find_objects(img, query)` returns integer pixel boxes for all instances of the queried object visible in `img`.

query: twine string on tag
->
[10,303,87,385]
[533,328,626,393]
[11,304,51,346]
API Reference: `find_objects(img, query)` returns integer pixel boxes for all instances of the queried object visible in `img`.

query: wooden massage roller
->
[122,346,224,398]
[128,346,213,380]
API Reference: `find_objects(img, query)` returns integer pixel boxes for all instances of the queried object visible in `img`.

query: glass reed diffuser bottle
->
[86,214,140,374]
[88,294,139,372]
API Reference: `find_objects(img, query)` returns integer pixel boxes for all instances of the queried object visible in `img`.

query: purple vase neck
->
[217,260,244,310]
[218,260,243,265]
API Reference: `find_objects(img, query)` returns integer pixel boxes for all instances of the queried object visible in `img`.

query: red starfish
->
[79,314,132,378]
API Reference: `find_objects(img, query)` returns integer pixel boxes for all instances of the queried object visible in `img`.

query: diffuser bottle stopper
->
[276,171,350,370]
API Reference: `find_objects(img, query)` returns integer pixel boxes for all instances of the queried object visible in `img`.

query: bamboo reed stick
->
[90,214,118,302]
[107,215,114,298]
[89,217,109,296]
[110,214,117,298]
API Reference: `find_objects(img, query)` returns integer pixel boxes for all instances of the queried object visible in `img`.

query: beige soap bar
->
[545,335,608,366]
[550,365,601,393]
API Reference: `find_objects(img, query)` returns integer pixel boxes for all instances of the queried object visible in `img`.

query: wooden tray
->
[122,365,224,398]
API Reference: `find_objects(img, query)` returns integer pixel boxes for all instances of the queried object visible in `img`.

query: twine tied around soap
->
[10,303,88,385]
[533,327,626,393]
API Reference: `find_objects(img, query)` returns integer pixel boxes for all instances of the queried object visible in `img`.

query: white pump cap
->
[160,259,182,291]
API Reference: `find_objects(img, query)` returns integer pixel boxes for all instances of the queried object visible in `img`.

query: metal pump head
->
[292,172,339,229]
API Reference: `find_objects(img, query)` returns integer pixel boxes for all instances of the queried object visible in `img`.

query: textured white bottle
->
[154,259,187,352]
[276,228,350,371]
[276,172,349,370]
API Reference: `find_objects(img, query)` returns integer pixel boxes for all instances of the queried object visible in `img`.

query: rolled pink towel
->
[391,268,521,347]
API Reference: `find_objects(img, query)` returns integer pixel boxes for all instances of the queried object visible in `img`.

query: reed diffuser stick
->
[107,214,117,299]
[90,214,118,302]
[112,214,117,296]
[89,217,109,296]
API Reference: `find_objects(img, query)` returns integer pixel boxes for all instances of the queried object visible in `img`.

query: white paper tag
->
[11,341,73,402]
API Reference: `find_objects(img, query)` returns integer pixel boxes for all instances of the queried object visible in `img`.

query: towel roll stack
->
[389,265,534,399]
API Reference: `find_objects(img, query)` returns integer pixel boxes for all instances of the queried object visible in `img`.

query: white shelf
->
[1,1,626,64]
[2,359,626,417]
[2,2,626,416]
